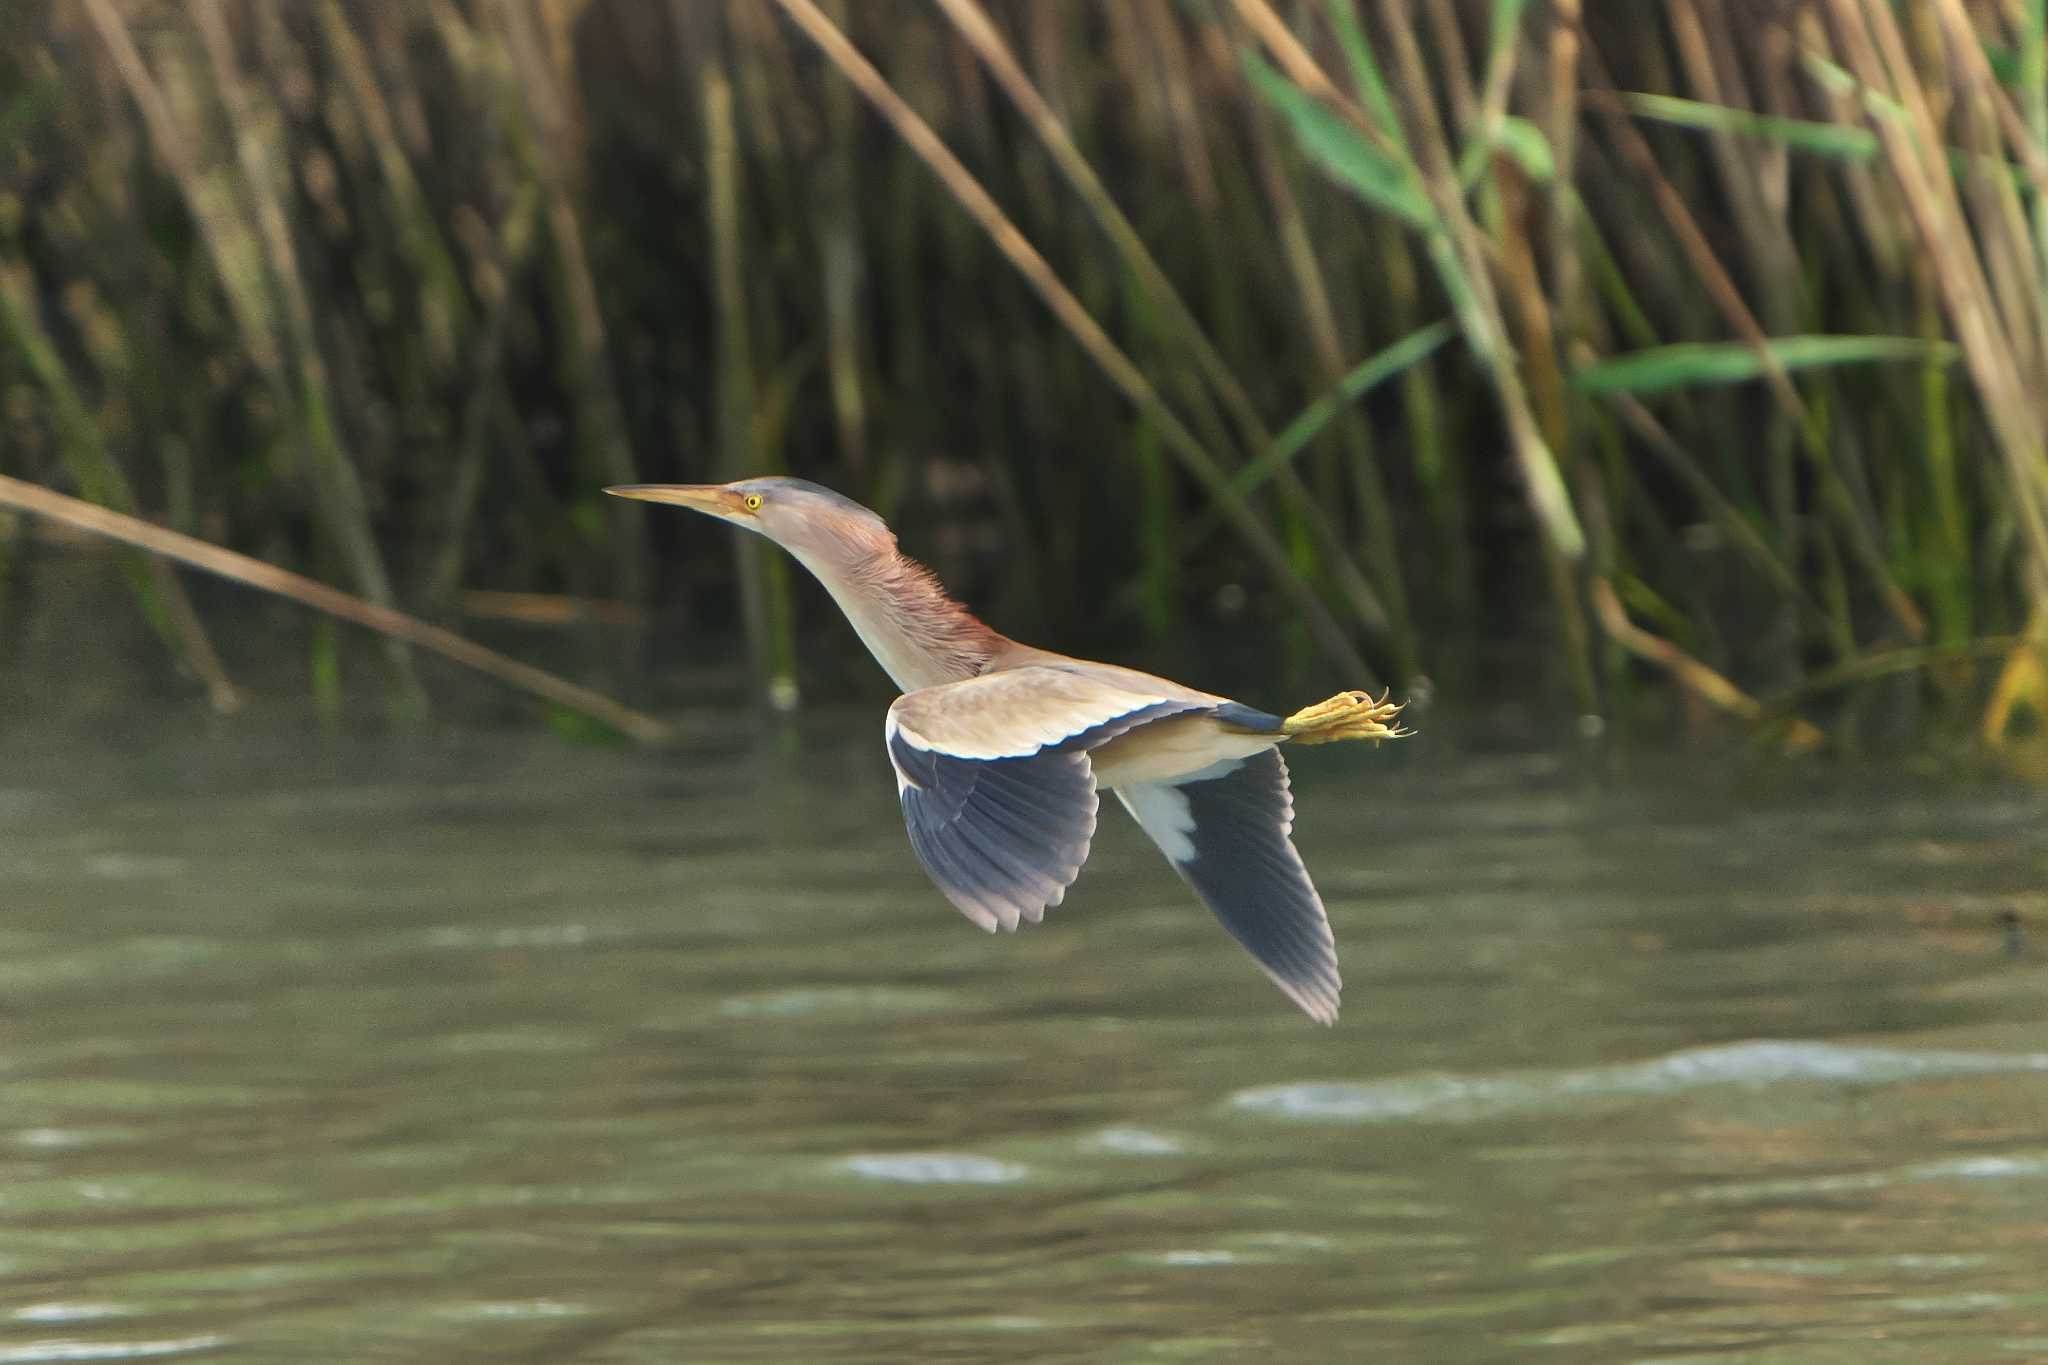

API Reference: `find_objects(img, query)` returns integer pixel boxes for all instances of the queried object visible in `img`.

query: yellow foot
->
[1280,689,1411,746]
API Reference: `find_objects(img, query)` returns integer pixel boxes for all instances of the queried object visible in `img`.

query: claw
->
[1280,688,1411,745]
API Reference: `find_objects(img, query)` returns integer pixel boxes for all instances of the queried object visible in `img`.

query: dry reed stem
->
[1374,0,1585,558]
[1757,634,2027,717]
[1584,67,1925,642]
[0,261,240,713]
[771,0,1375,681]
[1243,0,1584,636]
[1137,0,1217,208]
[1470,0,1521,141]
[1932,0,2048,195]
[1829,0,2048,610]
[1422,0,1478,134]
[1239,67,1416,668]
[813,0,869,473]
[427,184,541,611]
[935,0,1392,637]
[934,0,1267,454]
[1367,0,1591,707]
[80,0,427,703]
[80,0,428,699]
[1667,0,1800,329]
[705,57,800,707]
[315,1,468,367]
[1229,0,1384,150]
[1597,378,1828,628]
[1836,0,2048,741]
[461,590,646,628]
[0,474,670,744]
[1590,576,1824,752]
[499,0,649,606]
[191,0,427,707]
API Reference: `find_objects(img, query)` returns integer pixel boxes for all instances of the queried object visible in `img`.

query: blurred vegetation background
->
[3,0,2047,767]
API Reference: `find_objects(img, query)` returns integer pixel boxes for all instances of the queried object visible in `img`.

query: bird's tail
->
[1280,690,1409,746]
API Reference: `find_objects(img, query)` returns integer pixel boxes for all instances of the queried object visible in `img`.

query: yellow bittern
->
[609,477,1405,1023]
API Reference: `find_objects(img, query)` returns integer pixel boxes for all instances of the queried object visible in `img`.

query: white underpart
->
[1113,756,1248,863]
[1116,784,1195,862]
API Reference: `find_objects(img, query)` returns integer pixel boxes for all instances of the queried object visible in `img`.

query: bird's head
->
[606,477,894,563]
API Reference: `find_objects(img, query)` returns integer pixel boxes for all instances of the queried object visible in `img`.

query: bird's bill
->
[604,484,748,518]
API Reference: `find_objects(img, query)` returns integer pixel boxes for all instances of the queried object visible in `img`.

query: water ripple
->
[1084,1127,1186,1156]
[838,1153,1029,1185]
[1691,1152,2048,1203]
[720,986,955,1019]
[1230,1041,2048,1123]
[442,1299,588,1321]
[9,1306,129,1325]
[0,1339,227,1363]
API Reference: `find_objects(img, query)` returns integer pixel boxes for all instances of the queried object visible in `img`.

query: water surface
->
[3,721,2046,1361]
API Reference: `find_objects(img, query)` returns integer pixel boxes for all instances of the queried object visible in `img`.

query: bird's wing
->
[1116,749,1340,1023]
[887,665,1213,931]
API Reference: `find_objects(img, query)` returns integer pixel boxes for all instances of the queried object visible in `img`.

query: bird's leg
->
[1280,689,1410,745]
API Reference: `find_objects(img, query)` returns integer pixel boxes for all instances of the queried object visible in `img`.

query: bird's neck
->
[791,541,1003,693]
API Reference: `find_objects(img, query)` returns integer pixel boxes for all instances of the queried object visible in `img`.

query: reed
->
[2,1,2044,765]
[0,259,238,710]
[704,43,800,713]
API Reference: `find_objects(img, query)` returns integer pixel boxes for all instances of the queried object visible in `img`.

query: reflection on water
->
[2,719,2046,1362]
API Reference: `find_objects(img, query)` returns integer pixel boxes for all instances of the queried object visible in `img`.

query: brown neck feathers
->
[794,523,1004,690]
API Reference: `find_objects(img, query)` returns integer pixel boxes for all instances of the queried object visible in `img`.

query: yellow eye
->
[743,493,763,511]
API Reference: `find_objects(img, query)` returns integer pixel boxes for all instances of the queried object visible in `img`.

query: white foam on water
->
[1231,1041,2048,1124]
[1084,1127,1185,1156]
[10,1307,129,1325]
[720,986,953,1019]
[1692,1151,2048,1204]
[0,1338,228,1363]
[445,1300,587,1320]
[838,1153,1029,1185]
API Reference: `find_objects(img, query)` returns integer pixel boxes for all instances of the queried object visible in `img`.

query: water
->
[3,718,2047,1362]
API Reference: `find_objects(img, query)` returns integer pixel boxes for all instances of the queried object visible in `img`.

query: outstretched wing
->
[886,665,1212,932]
[1117,749,1341,1023]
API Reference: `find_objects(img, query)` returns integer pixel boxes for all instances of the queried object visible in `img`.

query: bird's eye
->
[743,493,763,511]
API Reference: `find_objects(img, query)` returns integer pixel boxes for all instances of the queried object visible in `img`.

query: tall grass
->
[1,2,2044,764]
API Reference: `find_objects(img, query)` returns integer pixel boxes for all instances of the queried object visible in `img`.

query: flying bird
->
[608,477,1406,1022]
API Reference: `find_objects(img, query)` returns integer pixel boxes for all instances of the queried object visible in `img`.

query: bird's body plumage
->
[608,476,1404,1023]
